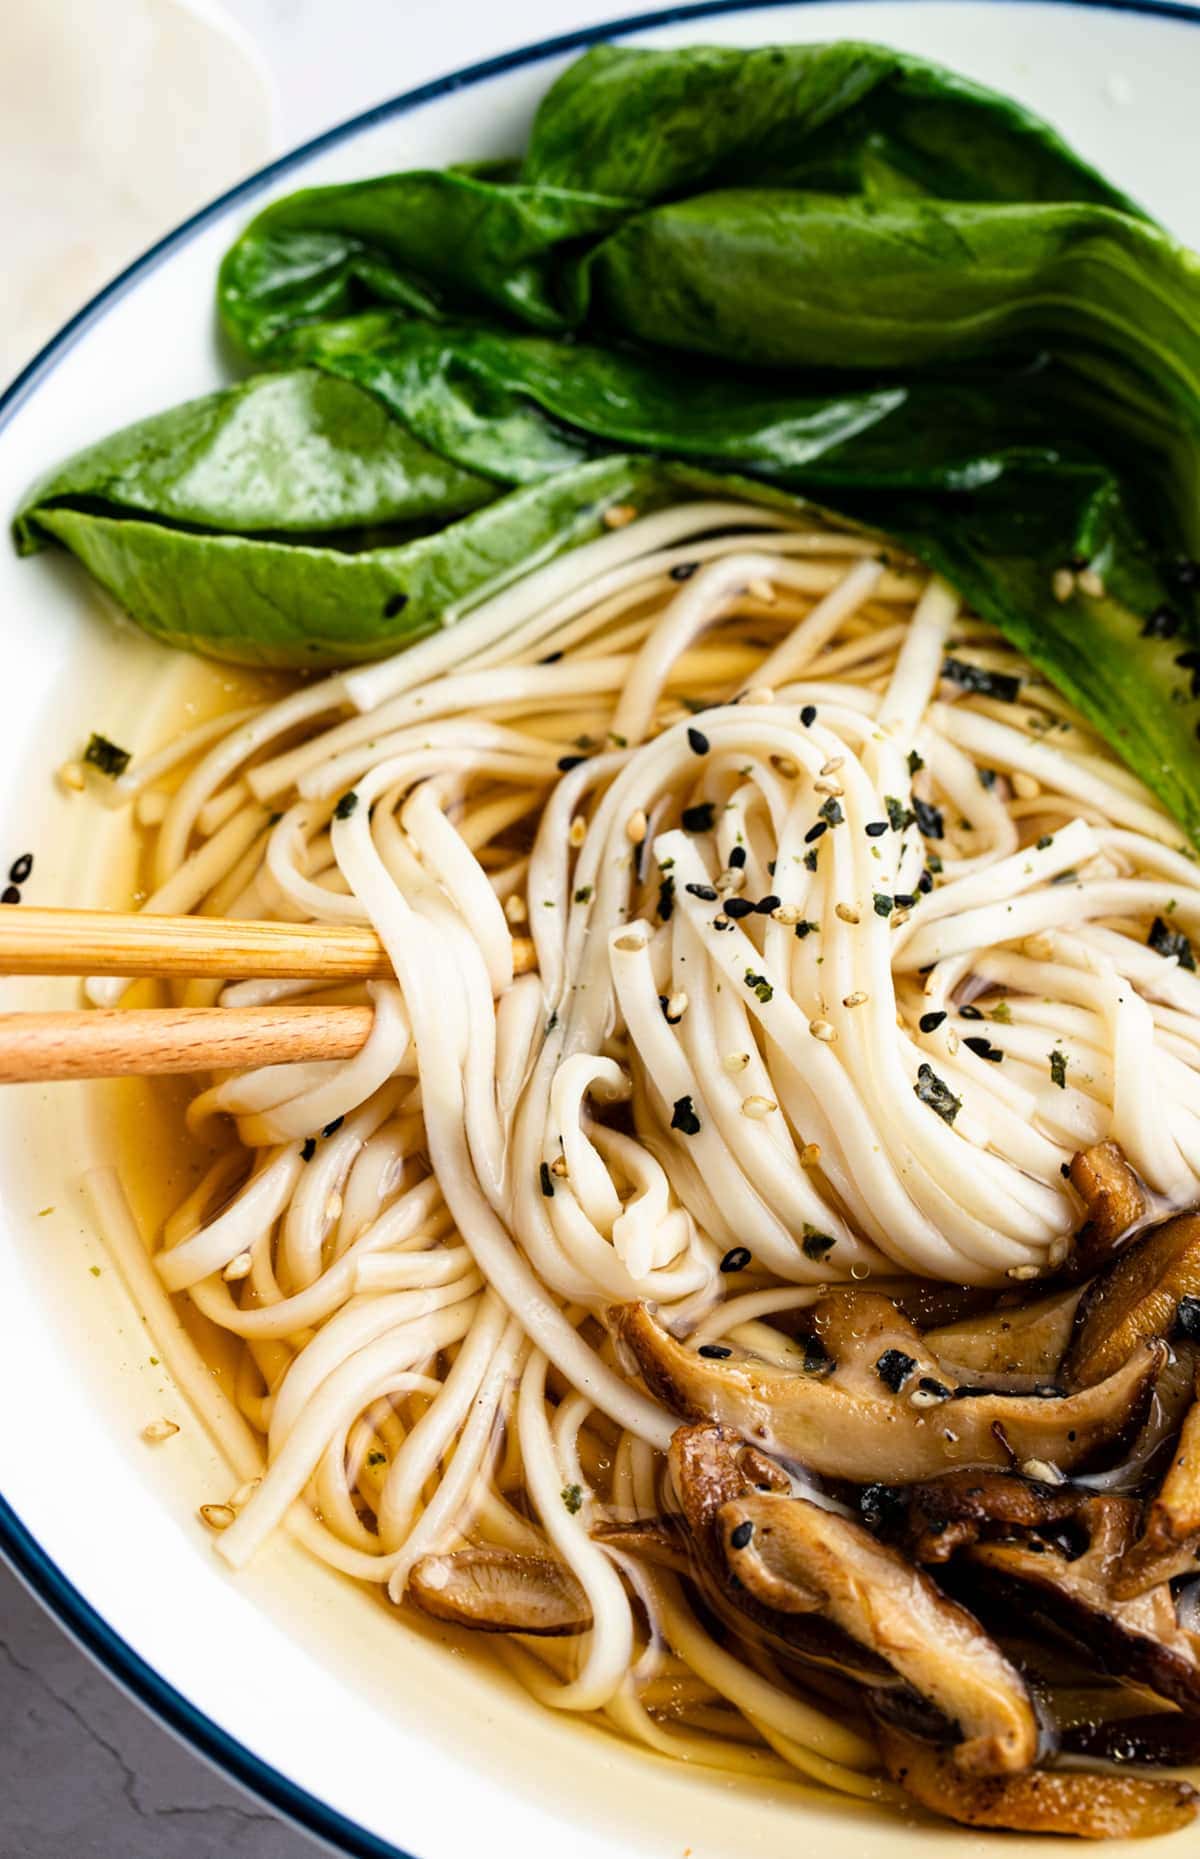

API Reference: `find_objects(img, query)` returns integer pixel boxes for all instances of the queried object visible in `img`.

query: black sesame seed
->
[793,920,818,939]
[671,1094,701,1135]
[300,1137,316,1162]
[729,1519,754,1550]
[964,1035,1003,1062]
[8,854,32,885]
[865,821,888,838]
[893,892,917,909]
[913,797,944,840]
[539,1161,554,1198]
[1060,1161,1072,1179]
[720,1246,752,1274]
[919,1010,947,1033]
[713,915,733,931]
[687,727,710,756]
[682,803,715,833]
[685,883,718,901]
[917,870,934,894]
[0,886,19,905]
[321,1116,344,1138]
[959,1004,985,1021]
[804,821,828,844]
[918,1377,951,1399]
[557,754,586,772]
[383,591,409,619]
[539,650,564,664]
[800,705,817,727]
[754,894,781,915]
[724,897,755,919]
[670,561,699,582]
[876,1349,917,1392]
[699,1343,732,1360]
[729,846,747,869]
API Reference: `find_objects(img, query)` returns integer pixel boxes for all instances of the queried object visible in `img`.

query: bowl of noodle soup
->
[5,3,1200,1855]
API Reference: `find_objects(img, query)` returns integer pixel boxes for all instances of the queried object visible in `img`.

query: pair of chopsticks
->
[0,908,534,1083]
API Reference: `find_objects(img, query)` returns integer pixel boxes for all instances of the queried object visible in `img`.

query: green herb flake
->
[367,1450,387,1467]
[1049,1047,1068,1089]
[573,884,593,904]
[83,732,131,779]
[873,893,894,918]
[990,1000,1013,1024]
[743,968,773,1003]
[819,796,844,828]
[333,790,359,820]
[914,1062,961,1125]
[561,1484,584,1515]
[907,750,925,775]
[801,1230,836,1261]
[884,795,915,833]
[89,1265,102,1277]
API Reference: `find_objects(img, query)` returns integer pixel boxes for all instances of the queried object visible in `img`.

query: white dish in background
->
[2,5,1199,1855]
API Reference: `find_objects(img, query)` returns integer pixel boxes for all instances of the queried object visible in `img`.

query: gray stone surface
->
[0,1560,319,1858]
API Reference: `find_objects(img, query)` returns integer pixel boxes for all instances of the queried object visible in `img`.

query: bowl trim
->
[3,0,1200,1852]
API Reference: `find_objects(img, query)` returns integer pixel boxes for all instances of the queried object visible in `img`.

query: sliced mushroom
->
[719,1490,1039,1775]
[1066,1212,1200,1389]
[875,1720,1197,1838]
[590,1518,691,1575]
[668,1422,892,1684]
[926,1287,1082,1389]
[889,1470,1088,1565]
[1114,1379,1200,1598]
[408,1548,590,1636]
[968,1497,1200,1712]
[1067,1141,1147,1278]
[612,1301,1163,1484]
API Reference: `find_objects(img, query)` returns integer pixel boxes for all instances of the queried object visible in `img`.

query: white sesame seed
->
[746,577,776,603]
[550,1155,569,1178]
[723,1051,751,1073]
[504,893,528,925]
[819,757,844,777]
[1020,1457,1065,1486]
[946,1030,960,1056]
[1011,772,1041,800]
[199,1503,237,1531]
[604,503,637,529]
[568,816,587,848]
[810,1020,837,1043]
[1007,1263,1042,1281]
[771,903,803,925]
[744,686,775,706]
[1052,568,1076,603]
[715,868,746,895]
[741,1094,778,1119]
[909,1389,943,1408]
[223,1251,253,1282]
[814,778,843,797]
[665,990,689,1022]
[800,1142,822,1166]
[835,904,860,925]
[625,809,648,844]
[613,932,647,954]
[142,1419,179,1444]
[1077,568,1105,599]
[843,991,869,1008]
[57,761,86,793]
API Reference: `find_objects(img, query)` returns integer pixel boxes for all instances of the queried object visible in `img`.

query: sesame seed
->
[919,1010,947,1033]
[1007,1263,1042,1281]
[835,904,860,925]
[723,1051,751,1073]
[820,757,844,776]
[142,1419,180,1444]
[613,932,647,954]
[1011,772,1040,799]
[1052,568,1076,603]
[747,577,775,603]
[741,1094,777,1118]
[909,1388,944,1409]
[715,868,746,894]
[728,846,747,869]
[687,727,710,756]
[551,1155,569,1178]
[720,1246,752,1273]
[1077,568,1105,598]
[810,1020,837,1043]
[865,821,888,838]
[771,903,803,924]
[665,990,689,1022]
[1020,1457,1065,1485]
[843,991,868,1008]
[800,705,817,727]
[604,503,637,529]
[505,893,528,924]
[223,1251,253,1281]
[200,1503,237,1531]
[814,777,843,797]
[625,809,648,845]
[800,1142,822,1166]
[568,816,587,847]
[744,686,775,706]
[57,761,86,792]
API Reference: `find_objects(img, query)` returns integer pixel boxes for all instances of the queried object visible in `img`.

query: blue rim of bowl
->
[4,0,1200,1852]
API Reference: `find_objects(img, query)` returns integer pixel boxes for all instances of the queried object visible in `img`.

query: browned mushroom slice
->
[969,1497,1200,1712]
[719,1490,1039,1775]
[590,1518,691,1574]
[612,1301,1163,1483]
[1067,1141,1147,1277]
[668,1422,892,1684]
[1065,1213,1200,1389]
[875,1721,1197,1837]
[1114,1381,1200,1599]
[896,1470,1088,1564]
[926,1287,1082,1389]
[408,1548,590,1635]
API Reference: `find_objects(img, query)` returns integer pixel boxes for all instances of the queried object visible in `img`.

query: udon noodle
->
[88,496,1200,1797]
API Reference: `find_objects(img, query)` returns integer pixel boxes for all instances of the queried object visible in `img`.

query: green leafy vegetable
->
[14,39,1200,838]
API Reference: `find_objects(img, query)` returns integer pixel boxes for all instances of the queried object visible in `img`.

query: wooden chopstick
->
[0,1006,374,1082]
[0,908,535,981]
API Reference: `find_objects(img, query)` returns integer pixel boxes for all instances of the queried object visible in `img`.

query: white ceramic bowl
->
[3,6,1200,1854]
